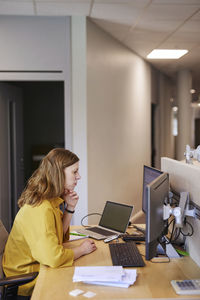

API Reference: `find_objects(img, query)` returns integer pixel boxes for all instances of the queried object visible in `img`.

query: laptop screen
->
[99,201,133,233]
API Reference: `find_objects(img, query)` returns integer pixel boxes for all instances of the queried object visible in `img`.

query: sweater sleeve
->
[63,228,70,243]
[28,207,74,268]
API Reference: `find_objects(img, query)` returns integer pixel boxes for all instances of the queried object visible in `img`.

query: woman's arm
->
[62,190,79,235]
[30,206,96,268]
[61,190,97,258]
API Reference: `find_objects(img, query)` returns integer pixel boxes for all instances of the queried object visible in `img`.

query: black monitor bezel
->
[142,165,163,213]
[145,172,169,260]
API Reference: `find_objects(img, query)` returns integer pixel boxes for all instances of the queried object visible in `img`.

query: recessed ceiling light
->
[147,49,188,59]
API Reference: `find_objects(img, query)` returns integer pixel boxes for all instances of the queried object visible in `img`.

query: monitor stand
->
[157,237,180,258]
[166,243,180,258]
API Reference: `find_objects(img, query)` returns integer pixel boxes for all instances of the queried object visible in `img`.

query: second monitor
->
[143,167,169,260]
[142,165,163,213]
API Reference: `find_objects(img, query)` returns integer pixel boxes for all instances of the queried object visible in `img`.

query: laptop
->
[77,201,133,240]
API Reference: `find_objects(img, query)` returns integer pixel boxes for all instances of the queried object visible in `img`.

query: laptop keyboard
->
[87,227,117,236]
[109,241,145,267]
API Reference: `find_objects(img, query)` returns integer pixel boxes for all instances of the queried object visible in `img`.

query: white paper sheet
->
[73,266,125,282]
[83,269,137,288]
[73,266,137,288]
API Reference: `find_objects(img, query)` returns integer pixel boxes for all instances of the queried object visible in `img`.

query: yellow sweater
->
[3,197,74,296]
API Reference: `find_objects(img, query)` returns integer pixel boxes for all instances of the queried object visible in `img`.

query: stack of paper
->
[73,266,137,288]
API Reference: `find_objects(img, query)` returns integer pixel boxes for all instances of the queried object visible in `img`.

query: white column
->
[176,70,192,160]
[71,16,88,225]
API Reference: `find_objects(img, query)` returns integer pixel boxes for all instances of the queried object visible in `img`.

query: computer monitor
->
[142,165,163,213]
[145,172,169,260]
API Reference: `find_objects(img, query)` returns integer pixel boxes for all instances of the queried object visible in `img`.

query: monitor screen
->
[142,165,163,213]
[145,172,169,260]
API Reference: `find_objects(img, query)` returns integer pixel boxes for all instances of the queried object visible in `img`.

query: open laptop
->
[77,201,133,240]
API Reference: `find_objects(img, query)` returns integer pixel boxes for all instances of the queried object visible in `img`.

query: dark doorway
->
[3,81,65,224]
[195,118,200,148]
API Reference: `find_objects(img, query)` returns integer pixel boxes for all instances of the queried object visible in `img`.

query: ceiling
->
[1,0,200,95]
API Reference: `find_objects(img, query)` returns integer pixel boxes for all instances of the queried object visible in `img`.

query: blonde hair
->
[18,148,79,207]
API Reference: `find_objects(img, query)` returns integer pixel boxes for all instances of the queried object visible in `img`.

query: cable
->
[81,213,102,227]
[167,217,176,243]
[173,227,181,242]
[167,215,194,252]
[180,220,194,237]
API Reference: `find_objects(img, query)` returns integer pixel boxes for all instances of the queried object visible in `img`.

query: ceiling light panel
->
[147,49,188,59]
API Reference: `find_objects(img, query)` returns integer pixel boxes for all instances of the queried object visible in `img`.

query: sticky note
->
[83,291,96,298]
[69,289,84,296]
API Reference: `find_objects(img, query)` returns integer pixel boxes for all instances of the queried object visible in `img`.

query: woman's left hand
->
[63,189,79,210]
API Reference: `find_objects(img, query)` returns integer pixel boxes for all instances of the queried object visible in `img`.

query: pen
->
[70,232,87,237]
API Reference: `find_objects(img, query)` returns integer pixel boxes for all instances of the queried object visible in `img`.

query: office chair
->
[0,220,38,300]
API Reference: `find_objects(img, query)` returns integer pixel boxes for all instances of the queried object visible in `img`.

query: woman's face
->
[64,161,81,192]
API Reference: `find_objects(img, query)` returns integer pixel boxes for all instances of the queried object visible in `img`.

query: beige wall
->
[87,20,151,221]
[155,74,175,169]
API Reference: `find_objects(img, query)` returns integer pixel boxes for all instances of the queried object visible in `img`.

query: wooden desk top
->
[31,227,200,300]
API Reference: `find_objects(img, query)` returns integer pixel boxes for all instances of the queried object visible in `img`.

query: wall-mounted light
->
[147,49,188,59]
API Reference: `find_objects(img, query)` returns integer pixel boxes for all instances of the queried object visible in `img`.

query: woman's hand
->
[63,189,79,211]
[73,239,97,260]
[79,239,97,255]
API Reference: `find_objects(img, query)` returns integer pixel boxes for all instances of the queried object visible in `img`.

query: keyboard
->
[109,241,145,267]
[122,235,145,242]
[86,227,116,236]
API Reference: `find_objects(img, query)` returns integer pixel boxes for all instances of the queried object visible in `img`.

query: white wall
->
[87,20,151,221]
[70,17,88,225]
[0,16,68,72]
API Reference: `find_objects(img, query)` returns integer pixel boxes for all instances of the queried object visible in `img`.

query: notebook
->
[77,201,133,240]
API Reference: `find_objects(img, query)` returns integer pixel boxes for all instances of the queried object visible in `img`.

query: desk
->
[31,226,200,300]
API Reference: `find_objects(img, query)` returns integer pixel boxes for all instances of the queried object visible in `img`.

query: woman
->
[3,148,97,296]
